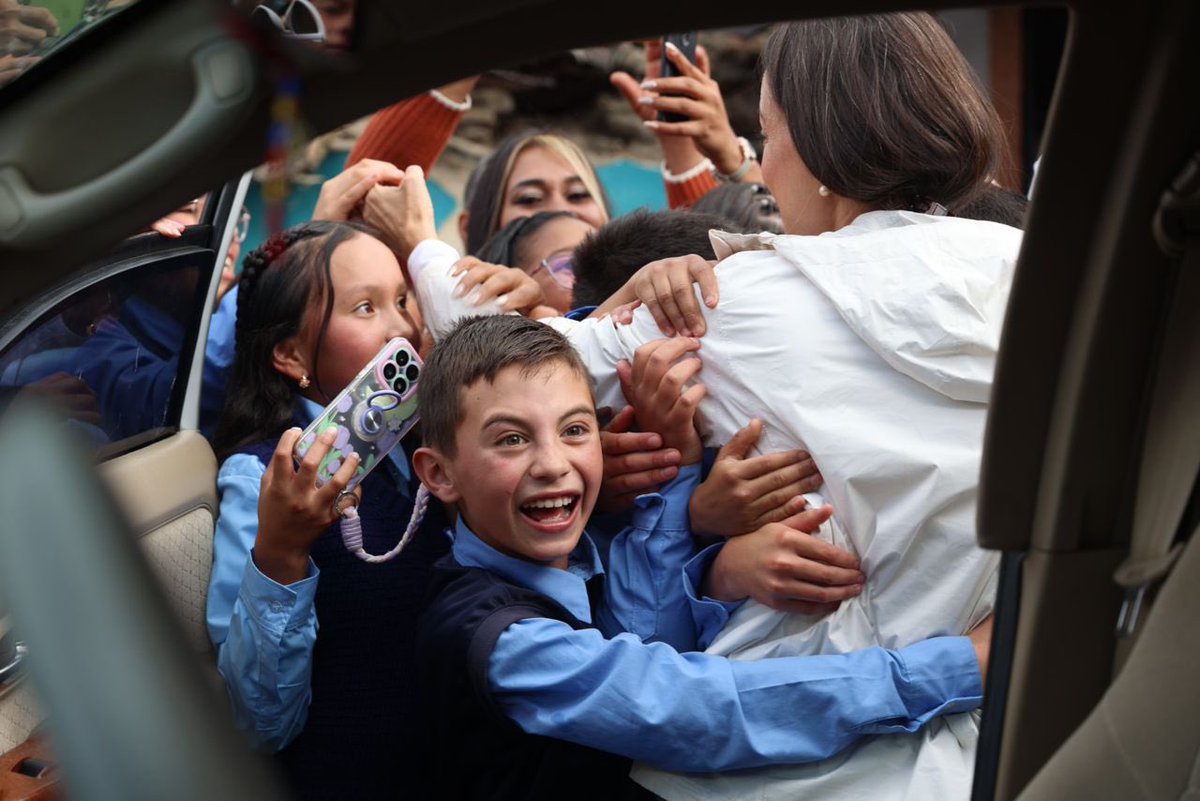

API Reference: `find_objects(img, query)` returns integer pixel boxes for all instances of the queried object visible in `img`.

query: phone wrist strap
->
[339,484,430,564]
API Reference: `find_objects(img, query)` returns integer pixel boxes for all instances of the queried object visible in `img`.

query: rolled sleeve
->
[682,542,744,650]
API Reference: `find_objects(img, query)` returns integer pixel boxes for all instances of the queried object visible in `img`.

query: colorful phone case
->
[293,337,422,489]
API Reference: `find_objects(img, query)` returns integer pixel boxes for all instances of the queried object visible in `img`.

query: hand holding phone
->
[293,337,422,490]
[658,31,698,123]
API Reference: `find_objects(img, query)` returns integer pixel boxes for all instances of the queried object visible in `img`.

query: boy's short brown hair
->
[418,315,594,456]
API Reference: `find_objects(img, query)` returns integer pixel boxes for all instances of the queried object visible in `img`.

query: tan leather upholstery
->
[0,431,219,755]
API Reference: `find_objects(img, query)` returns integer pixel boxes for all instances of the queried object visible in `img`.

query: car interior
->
[0,0,1196,799]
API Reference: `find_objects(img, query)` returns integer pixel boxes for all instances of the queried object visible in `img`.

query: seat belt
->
[1111,150,1200,672]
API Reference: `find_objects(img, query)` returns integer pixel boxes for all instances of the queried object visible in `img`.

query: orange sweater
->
[666,170,719,209]
[346,92,467,173]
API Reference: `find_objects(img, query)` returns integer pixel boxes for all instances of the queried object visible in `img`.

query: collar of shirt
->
[294,396,413,488]
[450,517,603,624]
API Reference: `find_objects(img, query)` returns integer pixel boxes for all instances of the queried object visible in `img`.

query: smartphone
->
[293,337,422,489]
[658,31,699,124]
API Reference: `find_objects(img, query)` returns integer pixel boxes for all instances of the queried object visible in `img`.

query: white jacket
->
[548,210,1021,801]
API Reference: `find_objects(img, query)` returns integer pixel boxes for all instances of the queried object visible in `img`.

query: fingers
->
[668,261,706,336]
[694,44,711,76]
[610,71,654,122]
[150,218,186,238]
[601,428,662,456]
[616,359,636,408]
[716,419,763,462]
[603,405,637,436]
[662,39,704,78]
[691,259,720,309]
[601,460,680,496]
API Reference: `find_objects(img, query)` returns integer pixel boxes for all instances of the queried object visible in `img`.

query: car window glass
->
[0,0,142,89]
[0,244,213,458]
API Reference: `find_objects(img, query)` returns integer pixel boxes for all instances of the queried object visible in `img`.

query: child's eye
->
[567,189,593,203]
[562,423,590,438]
[497,433,525,447]
[396,295,408,311]
[354,301,374,314]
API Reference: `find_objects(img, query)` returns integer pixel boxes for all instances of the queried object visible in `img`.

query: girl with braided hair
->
[205,220,456,800]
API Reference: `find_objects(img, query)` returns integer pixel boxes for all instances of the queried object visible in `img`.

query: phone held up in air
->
[293,337,422,490]
[658,31,699,124]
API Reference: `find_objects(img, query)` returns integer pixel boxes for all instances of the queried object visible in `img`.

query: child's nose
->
[529,441,570,480]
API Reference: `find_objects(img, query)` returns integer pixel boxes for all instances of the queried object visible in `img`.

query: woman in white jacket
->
[581,14,1020,801]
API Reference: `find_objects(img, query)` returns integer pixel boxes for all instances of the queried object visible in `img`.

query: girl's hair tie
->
[260,232,292,266]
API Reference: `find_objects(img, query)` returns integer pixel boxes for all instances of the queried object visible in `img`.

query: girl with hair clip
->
[205,219,542,800]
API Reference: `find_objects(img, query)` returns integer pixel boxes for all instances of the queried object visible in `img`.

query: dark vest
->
[417,557,655,801]
[240,437,450,801]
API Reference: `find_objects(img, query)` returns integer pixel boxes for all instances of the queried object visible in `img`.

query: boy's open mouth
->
[519,495,580,525]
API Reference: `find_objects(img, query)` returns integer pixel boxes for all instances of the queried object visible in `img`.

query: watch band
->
[714,136,757,182]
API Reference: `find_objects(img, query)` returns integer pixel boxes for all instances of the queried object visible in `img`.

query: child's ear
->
[412,446,462,504]
[272,336,310,384]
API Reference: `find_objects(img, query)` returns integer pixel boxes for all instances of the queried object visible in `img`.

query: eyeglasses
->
[235,206,252,244]
[251,0,327,42]
[533,253,576,289]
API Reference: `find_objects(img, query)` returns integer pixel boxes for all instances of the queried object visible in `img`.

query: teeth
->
[524,496,574,509]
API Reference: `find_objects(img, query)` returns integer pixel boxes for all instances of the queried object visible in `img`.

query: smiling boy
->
[412,315,987,800]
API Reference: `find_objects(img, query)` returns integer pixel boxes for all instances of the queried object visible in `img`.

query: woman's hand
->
[362,165,438,264]
[596,406,682,514]
[313,158,405,222]
[616,337,705,465]
[689,419,823,538]
[252,428,361,586]
[617,39,761,182]
[702,505,865,615]
[449,256,546,314]
[610,40,711,176]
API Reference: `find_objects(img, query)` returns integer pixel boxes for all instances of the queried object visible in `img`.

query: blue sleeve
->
[207,453,320,751]
[199,289,237,437]
[682,542,744,650]
[76,320,177,438]
[596,465,702,651]
[489,621,982,772]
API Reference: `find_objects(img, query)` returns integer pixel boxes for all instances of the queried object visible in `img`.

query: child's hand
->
[689,419,823,537]
[617,337,705,465]
[449,256,546,314]
[253,428,361,586]
[313,158,404,222]
[596,406,682,514]
[362,165,437,264]
[702,505,865,615]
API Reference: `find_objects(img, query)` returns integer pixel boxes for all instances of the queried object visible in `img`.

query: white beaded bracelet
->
[661,157,715,184]
[429,88,472,112]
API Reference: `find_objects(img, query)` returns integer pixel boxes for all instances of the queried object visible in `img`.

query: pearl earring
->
[818,185,832,197]
[299,374,311,389]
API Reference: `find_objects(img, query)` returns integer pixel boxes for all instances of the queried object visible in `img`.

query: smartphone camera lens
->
[392,376,409,395]
[395,350,410,367]
[382,362,398,381]
[406,364,420,381]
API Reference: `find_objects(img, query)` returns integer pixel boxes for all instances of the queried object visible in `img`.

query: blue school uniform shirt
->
[452,483,986,773]
[205,396,416,750]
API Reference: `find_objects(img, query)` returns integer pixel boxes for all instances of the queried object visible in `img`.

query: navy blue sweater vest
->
[417,557,655,801]
[240,437,450,801]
